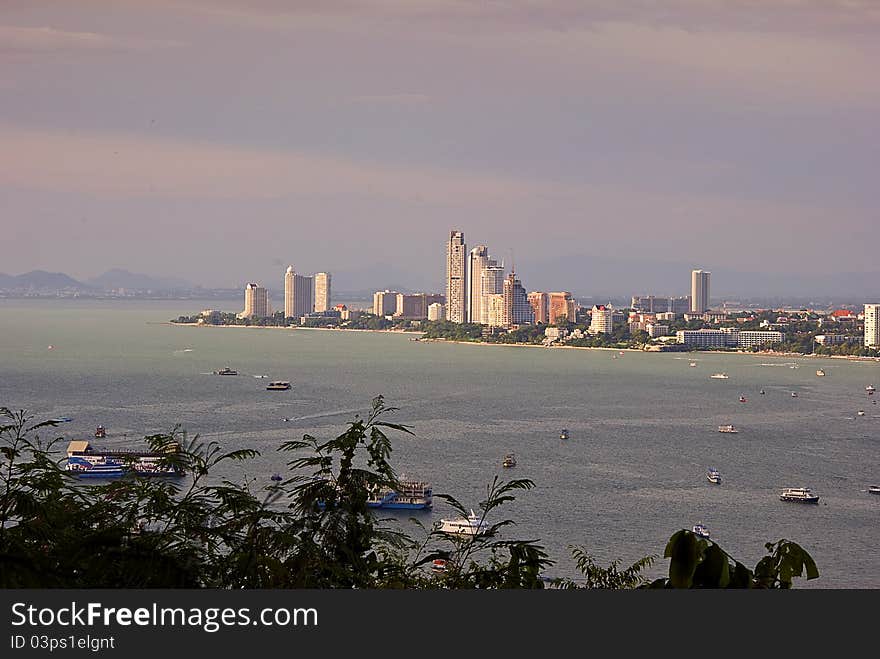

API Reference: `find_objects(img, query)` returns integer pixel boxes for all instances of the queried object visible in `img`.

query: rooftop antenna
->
[509,248,515,275]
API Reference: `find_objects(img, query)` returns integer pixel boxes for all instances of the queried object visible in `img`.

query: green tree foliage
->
[0,404,819,589]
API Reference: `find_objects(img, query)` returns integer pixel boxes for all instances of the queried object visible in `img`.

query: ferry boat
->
[94,425,106,438]
[692,523,710,538]
[868,485,880,495]
[502,453,517,468]
[717,425,738,433]
[437,510,489,536]
[779,487,820,504]
[816,369,826,377]
[65,440,184,478]
[214,367,238,375]
[710,373,729,380]
[706,468,722,484]
[367,479,432,510]
[560,428,569,440]
[266,381,292,390]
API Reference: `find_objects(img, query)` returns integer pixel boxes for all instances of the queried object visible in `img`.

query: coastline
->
[164,323,880,363]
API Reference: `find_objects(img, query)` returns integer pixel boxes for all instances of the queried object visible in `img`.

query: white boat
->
[718,425,738,433]
[266,381,292,391]
[779,487,819,504]
[816,369,826,377]
[857,410,865,417]
[214,367,238,375]
[437,509,489,536]
[689,362,697,367]
[791,392,798,398]
[710,373,729,379]
[692,523,710,538]
[868,485,880,495]
[867,385,876,395]
[706,468,722,484]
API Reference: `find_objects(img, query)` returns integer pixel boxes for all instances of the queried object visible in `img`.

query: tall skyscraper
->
[528,292,549,324]
[446,230,467,323]
[548,292,576,325]
[314,272,331,313]
[238,283,269,319]
[284,266,313,318]
[691,270,711,313]
[865,304,880,347]
[467,245,492,324]
[486,294,505,328]
[480,265,505,325]
[502,272,534,327]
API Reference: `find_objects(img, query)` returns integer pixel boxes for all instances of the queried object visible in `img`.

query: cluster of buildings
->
[237,268,332,321]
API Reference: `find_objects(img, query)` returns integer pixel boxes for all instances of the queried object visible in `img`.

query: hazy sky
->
[2,1,879,296]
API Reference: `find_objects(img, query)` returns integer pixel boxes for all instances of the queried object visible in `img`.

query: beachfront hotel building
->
[691,270,711,313]
[314,272,331,313]
[548,292,576,325]
[427,302,445,321]
[480,265,505,325]
[502,272,534,327]
[284,266,313,319]
[589,305,614,334]
[373,290,399,317]
[446,230,467,323]
[865,304,880,347]
[528,292,549,325]
[238,283,269,319]
[485,293,505,328]
[395,293,445,320]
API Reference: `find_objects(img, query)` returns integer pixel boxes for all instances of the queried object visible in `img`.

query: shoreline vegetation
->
[0,399,819,589]
[165,322,880,363]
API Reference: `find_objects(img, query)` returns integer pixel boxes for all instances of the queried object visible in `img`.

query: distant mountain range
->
[0,269,192,292]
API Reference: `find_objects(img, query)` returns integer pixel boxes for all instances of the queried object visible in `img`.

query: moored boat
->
[717,424,738,433]
[431,558,448,572]
[816,369,826,377]
[502,453,517,468]
[867,385,876,395]
[710,373,729,379]
[94,425,106,438]
[367,479,432,510]
[779,487,819,504]
[706,467,722,484]
[692,523,710,538]
[739,395,747,403]
[560,428,569,440]
[65,440,184,478]
[868,485,880,495]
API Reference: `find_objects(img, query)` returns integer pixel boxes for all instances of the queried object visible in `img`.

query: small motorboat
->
[270,473,283,482]
[867,385,876,395]
[214,367,238,376]
[431,558,448,573]
[502,453,517,468]
[706,468,722,484]
[560,428,569,440]
[689,362,697,367]
[94,425,106,438]
[791,392,798,398]
[692,523,710,538]
[266,381,292,391]
[759,389,765,395]
[857,410,865,416]
[49,416,73,423]
[816,369,826,377]
[868,485,880,495]
[718,425,738,433]
[710,373,729,379]
[739,395,747,403]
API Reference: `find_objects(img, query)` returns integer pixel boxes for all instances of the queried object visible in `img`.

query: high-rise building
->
[480,265,505,325]
[502,272,534,328]
[373,290,399,317]
[238,283,269,319]
[548,292,576,325]
[467,245,494,324]
[486,294,505,328]
[589,305,613,334]
[528,292,549,325]
[314,272,331,313]
[691,270,711,313]
[394,293,445,320]
[446,230,467,323]
[865,304,880,347]
[427,303,445,321]
[284,266,313,318]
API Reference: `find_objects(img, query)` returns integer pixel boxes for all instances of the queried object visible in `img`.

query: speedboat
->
[560,428,569,440]
[214,367,238,375]
[868,485,880,495]
[706,468,722,484]
[431,558,448,573]
[867,385,876,395]
[266,381,292,391]
[689,362,697,367]
[857,410,865,417]
[692,523,710,538]
[739,395,747,403]
[791,391,798,398]
[437,510,489,536]
[760,389,765,395]
[710,373,729,379]
[816,369,826,377]
[49,417,73,423]
[94,425,106,438]
[779,487,819,504]
[502,453,517,468]
[718,425,738,433]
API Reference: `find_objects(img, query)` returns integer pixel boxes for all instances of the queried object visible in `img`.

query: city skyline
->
[4,2,880,297]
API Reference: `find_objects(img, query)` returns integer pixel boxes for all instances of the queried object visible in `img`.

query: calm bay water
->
[1,299,878,587]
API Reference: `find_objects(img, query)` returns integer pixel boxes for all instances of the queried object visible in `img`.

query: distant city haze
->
[3,1,879,297]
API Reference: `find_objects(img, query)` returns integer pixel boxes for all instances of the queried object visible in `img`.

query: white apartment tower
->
[284,266,314,318]
[691,269,711,313]
[446,230,467,323]
[467,245,492,324]
[238,283,269,319]
[480,265,505,325]
[314,272,331,313]
[865,304,880,347]
[590,305,614,334]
